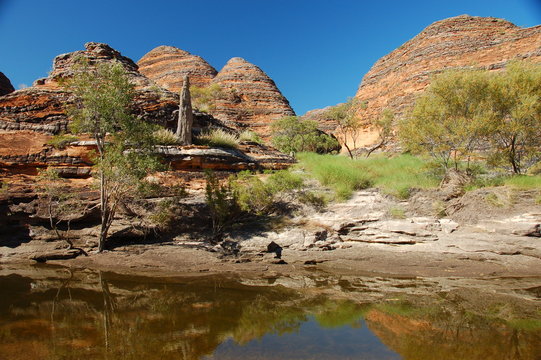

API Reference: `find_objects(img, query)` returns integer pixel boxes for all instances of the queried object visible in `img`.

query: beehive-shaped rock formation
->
[138,46,218,92]
[355,15,541,123]
[211,57,295,137]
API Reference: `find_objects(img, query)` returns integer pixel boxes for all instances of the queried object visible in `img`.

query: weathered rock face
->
[0,72,14,96]
[211,57,295,137]
[138,46,218,91]
[355,15,541,124]
[138,47,295,138]
[0,42,178,137]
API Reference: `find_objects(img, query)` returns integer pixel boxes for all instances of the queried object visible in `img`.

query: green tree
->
[400,62,541,173]
[271,116,339,155]
[66,61,160,252]
[326,98,364,159]
[485,61,541,173]
[399,69,491,169]
[365,108,394,158]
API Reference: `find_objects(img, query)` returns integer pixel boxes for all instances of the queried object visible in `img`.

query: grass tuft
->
[197,128,239,149]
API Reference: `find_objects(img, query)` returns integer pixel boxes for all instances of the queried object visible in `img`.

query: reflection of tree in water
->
[0,270,540,360]
[365,298,541,360]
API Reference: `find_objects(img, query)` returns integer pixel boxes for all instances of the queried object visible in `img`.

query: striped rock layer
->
[211,57,294,137]
[138,46,218,91]
[138,47,295,138]
[0,42,178,136]
[355,15,541,124]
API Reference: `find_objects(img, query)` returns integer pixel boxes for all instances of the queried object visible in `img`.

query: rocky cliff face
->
[137,45,218,92]
[138,47,295,138]
[355,15,541,124]
[0,42,178,136]
[211,57,295,137]
[0,43,292,180]
[0,72,14,96]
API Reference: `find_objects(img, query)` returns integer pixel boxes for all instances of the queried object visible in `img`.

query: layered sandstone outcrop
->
[0,72,14,96]
[138,46,218,91]
[211,57,295,137]
[0,42,178,136]
[0,42,293,177]
[138,47,295,138]
[355,15,541,123]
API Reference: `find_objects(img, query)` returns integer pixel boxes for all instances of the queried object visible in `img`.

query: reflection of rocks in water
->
[0,266,540,360]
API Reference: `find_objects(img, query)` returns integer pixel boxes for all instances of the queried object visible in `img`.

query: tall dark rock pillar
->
[176,75,193,145]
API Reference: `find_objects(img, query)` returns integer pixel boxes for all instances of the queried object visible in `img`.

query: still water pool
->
[0,265,540,360]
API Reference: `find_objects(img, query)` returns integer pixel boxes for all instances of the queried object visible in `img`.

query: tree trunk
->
[177,75,193,145]
[98,167,107,252]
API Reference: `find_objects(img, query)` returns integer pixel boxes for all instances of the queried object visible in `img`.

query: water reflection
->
[0,265,539,360]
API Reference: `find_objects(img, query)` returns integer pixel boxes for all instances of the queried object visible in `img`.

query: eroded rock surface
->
[138,45,218,91]
[211,57,295,137]
[0,72,14,96]
[356,15,541,124]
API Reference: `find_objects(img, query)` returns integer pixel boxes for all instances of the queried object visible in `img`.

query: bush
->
[228,170,306,215]
[205,171,241,238]
[271,116,340,154]
[47,133,79,149]
[153,128,181,145]
[191,84,224,113]
[197,128,239,149]
[238,130,263,144]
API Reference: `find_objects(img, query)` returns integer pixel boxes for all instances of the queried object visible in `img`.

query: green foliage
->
[399,68,491,169]
[238,130,263,143]
[229,170,305,215]
[152,128,181,145]
[271,116,339,154]
[297,153,438,200]
[326,98,364,157]
[401,61,541,173]
[297,191,328,210]
[389,206,406,219]
[503,175,541,189]
[485,61,541,173]
[296,153,372,200]
[190,84,224,113]
[196,128,239,149]
[313,300,368,328]
[65,60,160,251]
[47,133,79,149]
[205,171,241,238]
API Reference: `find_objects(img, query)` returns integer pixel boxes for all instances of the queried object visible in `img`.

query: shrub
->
[197,128,239,149]
[47,133,79,149]
[229,170,306,215]
[238,130,263,144]
[205,171,241,238]
[152,128,181,145]
[190,84,224,113]
[271,116,340,154]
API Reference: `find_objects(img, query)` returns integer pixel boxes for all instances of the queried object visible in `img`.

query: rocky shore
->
[2,186,540,280]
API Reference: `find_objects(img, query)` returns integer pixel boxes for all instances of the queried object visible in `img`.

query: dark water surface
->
[0,265,540,360]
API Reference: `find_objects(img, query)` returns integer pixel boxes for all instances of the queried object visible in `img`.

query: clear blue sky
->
[1,0,540,115]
